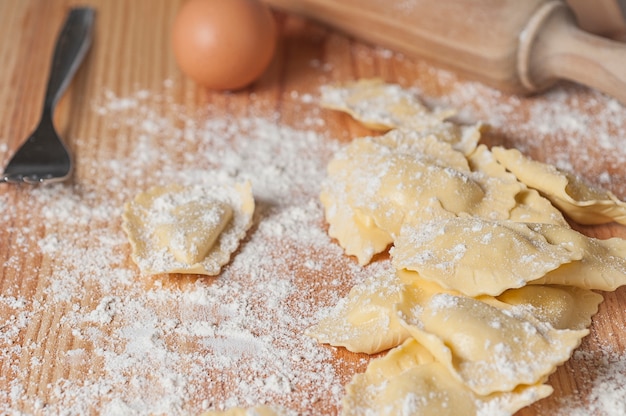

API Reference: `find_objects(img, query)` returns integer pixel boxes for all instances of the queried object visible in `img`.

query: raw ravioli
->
[492,146,626,225]
[320,78,454,131]
[527,223,626,291]
[496,285,603,331]
[314,80,626,415]
[123,182,254,275]
[320,130,520,265]
[396,292,588,395]
[467,145,567,225]
[306,269,410,354]
[392,217,581,296]
[342,338,553,416]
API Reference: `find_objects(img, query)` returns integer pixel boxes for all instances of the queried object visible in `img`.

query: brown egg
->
[171,0,277,90]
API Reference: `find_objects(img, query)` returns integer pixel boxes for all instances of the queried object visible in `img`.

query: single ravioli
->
[396,292,588,396]
[153,200,233,264]
[492,146,626,225]
[426,121,483,157]
[509,188,569,225]
[459,145,528,223]
[467,145,567,225]
[342,338,553,416]
[392,217,582,296]
[306,268,410,354]
[123,182,254,276]
[320,78,454,131]
[526,223,626,291]
[320,180,394,266]
[496,285,603,331]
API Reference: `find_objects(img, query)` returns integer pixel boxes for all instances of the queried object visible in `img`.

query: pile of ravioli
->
[309,79,626,415]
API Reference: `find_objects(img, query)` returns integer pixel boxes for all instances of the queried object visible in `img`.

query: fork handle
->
[43,7,95,112]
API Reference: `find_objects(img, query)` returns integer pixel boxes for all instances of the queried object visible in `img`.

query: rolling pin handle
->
[520,1,626,104]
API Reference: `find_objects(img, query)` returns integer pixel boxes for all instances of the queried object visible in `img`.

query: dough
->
[509,188,569,225]
[392,217,582,296]
[320,130,522,265]
[320,78,454,131]
[496,285,603,331]
[312,269,599,411]
[313,80,626,414]
[306,268,458,354]
[395,292,588,395]
[467,145,568,225]
[342,338,553,416]
[122,182,254,275]
[492,146,626,225]
[153,200,233,265]
[527,223,626,291]
[306,268,462,355]
[306,269,410,354]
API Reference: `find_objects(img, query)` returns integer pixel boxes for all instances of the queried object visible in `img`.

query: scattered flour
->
[554,348,626,416]
[2,49,626,415]
[0,82,375,415]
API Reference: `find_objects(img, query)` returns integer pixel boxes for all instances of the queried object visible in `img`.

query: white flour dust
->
[557,348,626,416]
[2,54,626,415]
[0,83,381,415]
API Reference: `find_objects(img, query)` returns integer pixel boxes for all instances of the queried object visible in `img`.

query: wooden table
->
[1,1,625,414]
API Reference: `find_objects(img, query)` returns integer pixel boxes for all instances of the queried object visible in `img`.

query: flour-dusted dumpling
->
[372,120,483,157]
[319,78,488,156]
[526,223,626,291]
[409,122,483,156]
[312,80,626,414]
[392,217,582,296]
[320,78,454,131]
[320,130,521,265]
[509,188,569,225]
[342,338,553,416]
[306,269,410,354]
[371,128,472,172]
[153,200,233,265]
[492,146,626,225]
[396,292,588,396]
[433,122,484,156]
[467,145,568,225]
[321,130,474,264]
[122,182,255,276]
[496,285,603,331]
[319,190,394,266]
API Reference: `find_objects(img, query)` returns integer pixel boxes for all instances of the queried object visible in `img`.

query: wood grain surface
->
[1,1,625,415]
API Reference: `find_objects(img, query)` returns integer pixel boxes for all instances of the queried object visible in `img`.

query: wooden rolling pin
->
[265,0,626,103]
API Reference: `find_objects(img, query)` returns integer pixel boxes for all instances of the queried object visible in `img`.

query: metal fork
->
[1,7,95,184]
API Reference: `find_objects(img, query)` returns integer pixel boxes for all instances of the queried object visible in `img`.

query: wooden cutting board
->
[1,0,625,414]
